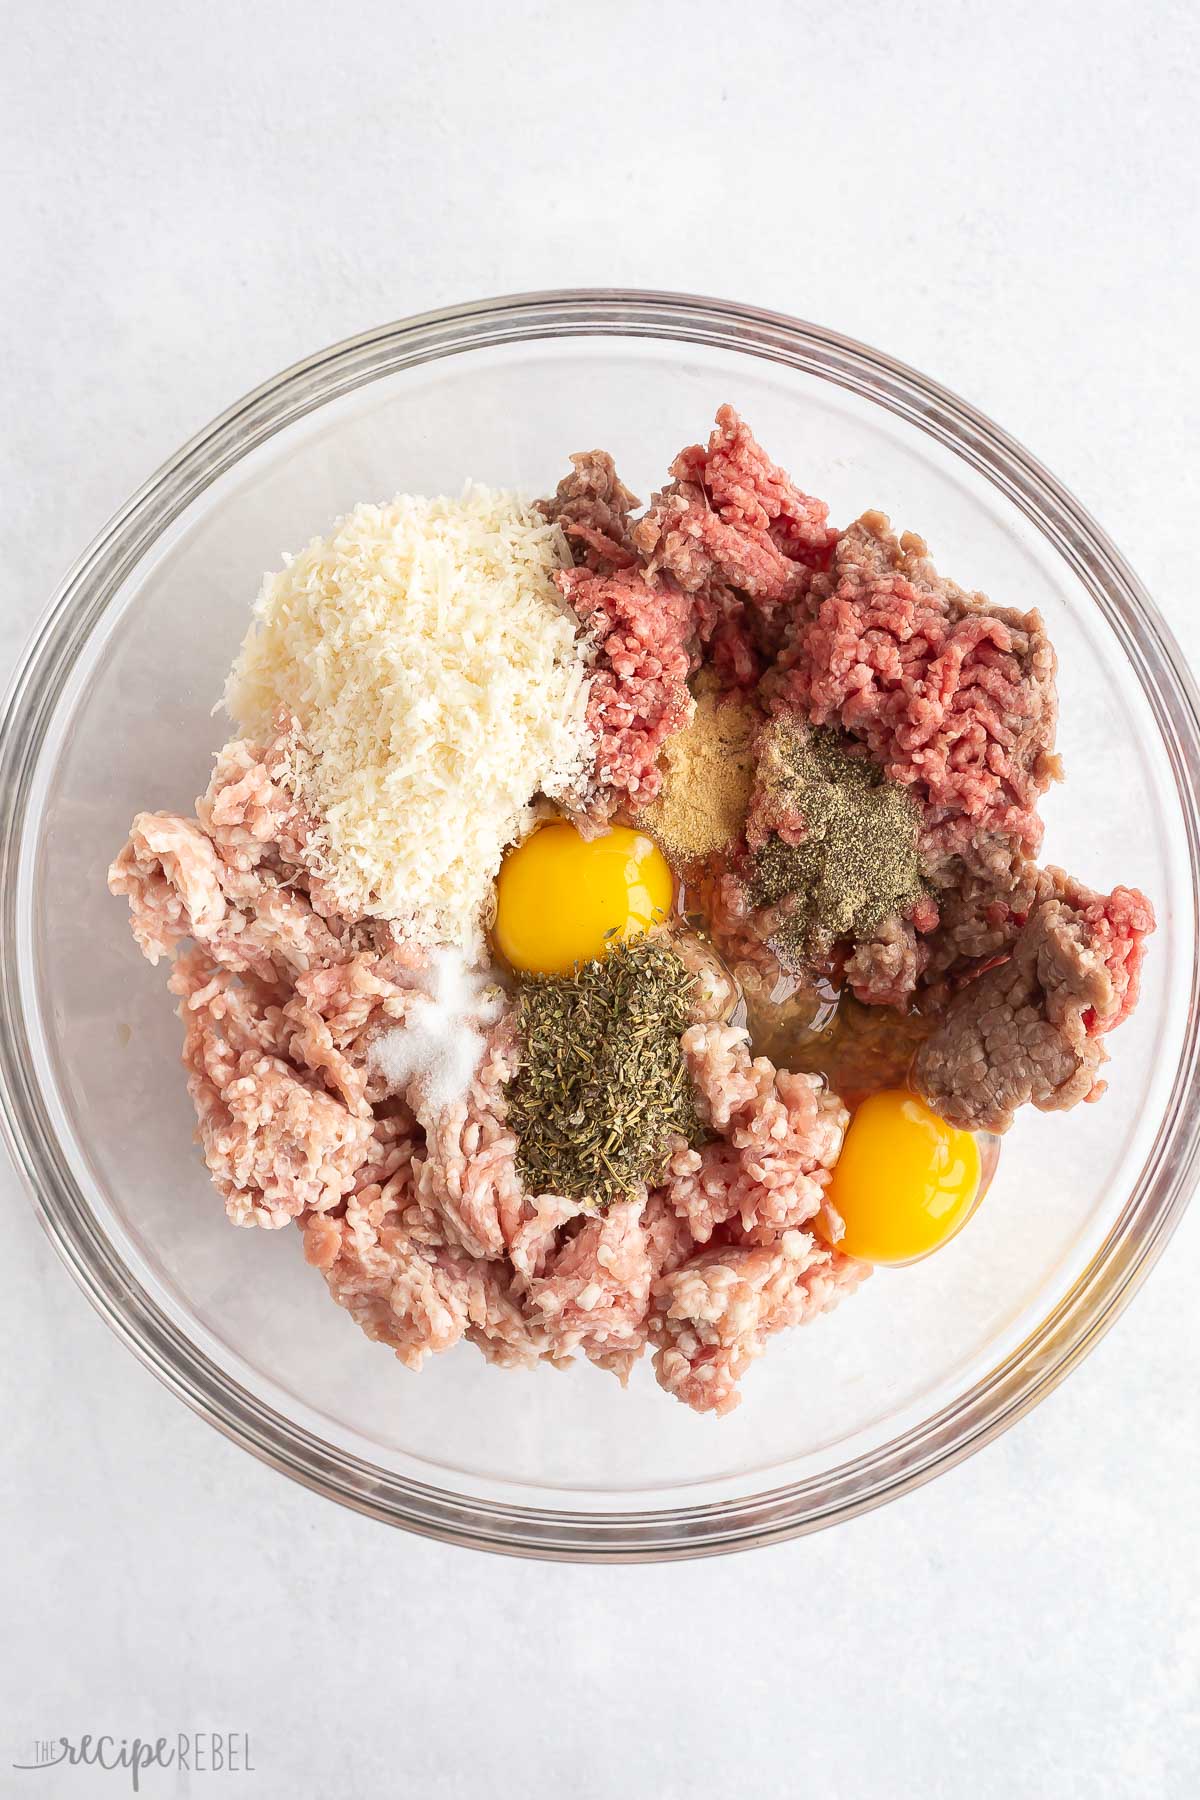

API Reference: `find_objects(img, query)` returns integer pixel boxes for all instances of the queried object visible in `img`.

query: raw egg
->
[824,1088,982,1264]
[493,822,674,976]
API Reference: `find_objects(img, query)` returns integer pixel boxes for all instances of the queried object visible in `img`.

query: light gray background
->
[2,2,1198,1795]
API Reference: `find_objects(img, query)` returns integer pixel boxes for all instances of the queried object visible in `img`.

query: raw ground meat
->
[770,512,1061,876]
[537,411,1148,1145]
[650,1229,866,1418]
[111,405,1154,1417]
[524,1201,660,1380]
[303,1173,552,1374]
[916,853,1042,1012]
[545,409,838,801]
[557,563,695,815]
[913,869,1155,1133]
[668,1020,848,1248]
[170,950,374,1228]
[737,710,942,1010]
[635,404,836,596]
[632,405,836,690]
[713,507,1061,1013]
[109,727,371,982]
[312,1003,857,1408]
[843,911,926,1011]
[538,450,640,574]
[111,721,864,1414]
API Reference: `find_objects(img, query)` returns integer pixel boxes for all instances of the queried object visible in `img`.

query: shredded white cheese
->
[225,486,592,944]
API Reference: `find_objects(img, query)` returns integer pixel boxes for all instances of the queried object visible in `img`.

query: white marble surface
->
[2,2,1198,1794]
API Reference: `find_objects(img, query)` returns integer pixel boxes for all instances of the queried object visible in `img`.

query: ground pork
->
[109,730,357,983]
[506,1192,588,1288]
[306,1203,475,1370]
[557,563,695,814]
[672,1020,848,1245]
[671,928,742,1025]
[110,811,230,965]
[538,450,640,574]
[194,729,314,891]
[294,948,422,1048]
[116,738,863,1409]
[407,1015,525,1261]
[524,1198,658,1378]
[170,951,374,1228]
[700,867,789,990]
[770,512,1061,873]
[650,1229,867,1417]
[913,869,1155,1133]
[303,1179,552,1373]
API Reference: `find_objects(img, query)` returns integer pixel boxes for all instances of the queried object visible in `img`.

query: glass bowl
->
[2,290,1197,1561]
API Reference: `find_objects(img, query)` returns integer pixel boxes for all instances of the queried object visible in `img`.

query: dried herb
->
[752,722,924,960]
[506,936,701,1208]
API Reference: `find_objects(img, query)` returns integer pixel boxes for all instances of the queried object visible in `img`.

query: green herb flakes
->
[506,937,701,1209]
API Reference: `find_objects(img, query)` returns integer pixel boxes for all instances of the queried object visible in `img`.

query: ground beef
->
[770,512,1061,874]
[737,710,941,1008]
[543,410,837,796]
[636,403,836,589]
[913,869,1155,1133]
[538,449,640,574]
[843,910,926,1010]
[633,405,836,689]
[917,853,1041,1012]
[557,563,695,815]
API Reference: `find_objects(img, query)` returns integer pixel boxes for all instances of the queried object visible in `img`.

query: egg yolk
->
[493,822,674,976]
[824,1089,981,1265]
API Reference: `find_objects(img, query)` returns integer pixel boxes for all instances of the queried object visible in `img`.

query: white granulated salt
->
[367,948,505,1113]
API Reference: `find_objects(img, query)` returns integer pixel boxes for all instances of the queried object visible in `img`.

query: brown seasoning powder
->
[643,677,757,865]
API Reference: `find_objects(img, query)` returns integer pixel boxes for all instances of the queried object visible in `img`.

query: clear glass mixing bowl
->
[2,291,1197,1560]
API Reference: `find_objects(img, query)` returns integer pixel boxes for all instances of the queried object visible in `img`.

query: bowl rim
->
[3,287,1199,1560]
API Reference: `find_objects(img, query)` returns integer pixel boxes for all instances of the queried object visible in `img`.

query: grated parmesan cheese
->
[225,486,593,945]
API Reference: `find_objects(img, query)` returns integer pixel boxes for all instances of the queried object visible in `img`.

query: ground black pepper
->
[751,722,924,959]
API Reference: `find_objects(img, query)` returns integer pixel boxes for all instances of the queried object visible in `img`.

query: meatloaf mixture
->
[110,407,1155,1416]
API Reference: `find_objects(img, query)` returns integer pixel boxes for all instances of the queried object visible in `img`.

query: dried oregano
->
[506,936,701,1208]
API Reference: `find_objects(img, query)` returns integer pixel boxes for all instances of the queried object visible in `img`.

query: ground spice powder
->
[643,677,757,865]
[752,722,924,957]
